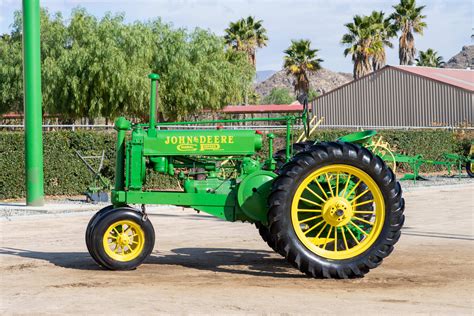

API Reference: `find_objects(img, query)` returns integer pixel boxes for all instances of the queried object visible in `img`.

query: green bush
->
[0,130,179,199]
[0,129,472,199]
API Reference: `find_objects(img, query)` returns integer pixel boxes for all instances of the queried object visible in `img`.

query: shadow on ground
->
[0,247,304,278]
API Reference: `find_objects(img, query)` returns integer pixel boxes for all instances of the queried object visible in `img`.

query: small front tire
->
[88,208,155,270]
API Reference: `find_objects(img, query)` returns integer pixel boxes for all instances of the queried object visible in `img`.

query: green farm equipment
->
[85,74,405,279]
[340,131,474,182]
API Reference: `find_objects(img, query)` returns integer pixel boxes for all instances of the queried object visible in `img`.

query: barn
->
[312,66,474,128]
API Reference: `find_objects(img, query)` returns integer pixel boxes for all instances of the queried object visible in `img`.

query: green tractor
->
[86,74,405,278]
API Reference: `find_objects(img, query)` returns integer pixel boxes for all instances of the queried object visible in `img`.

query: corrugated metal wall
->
[313,68,474,127]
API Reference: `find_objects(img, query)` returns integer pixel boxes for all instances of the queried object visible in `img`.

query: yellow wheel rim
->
[103,220,145,262]
[291,164,385,260]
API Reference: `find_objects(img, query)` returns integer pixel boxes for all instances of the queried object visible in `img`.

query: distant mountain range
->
[445,45,473,69]
[255,68,352,97]
[256,70,277,83]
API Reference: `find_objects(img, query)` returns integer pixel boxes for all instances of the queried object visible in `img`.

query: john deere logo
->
[165,135,233,152]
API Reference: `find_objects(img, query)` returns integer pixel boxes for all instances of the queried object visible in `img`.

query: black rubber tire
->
[89,208,155,270]
[466,158,474,178]
[86,205,135,264]
[255,222,279,254]
[274,141,315,170]
[86,205,114,258]
[268,141,405,279]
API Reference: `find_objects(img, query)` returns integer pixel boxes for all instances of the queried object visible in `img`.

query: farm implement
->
[339,131,474,182]
[86,74,405,279]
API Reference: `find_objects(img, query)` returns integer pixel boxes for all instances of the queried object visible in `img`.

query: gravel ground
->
[0,183,473,314]
[398,174,473,190]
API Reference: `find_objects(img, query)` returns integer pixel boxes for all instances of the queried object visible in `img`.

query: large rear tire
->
[268,141,404,278]
[255,222,279,253]
[273,141,315,170]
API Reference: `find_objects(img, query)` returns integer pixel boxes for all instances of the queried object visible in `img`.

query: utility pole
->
[22,0,44,206]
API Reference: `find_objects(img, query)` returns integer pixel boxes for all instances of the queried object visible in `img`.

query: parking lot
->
[1,183,473,314]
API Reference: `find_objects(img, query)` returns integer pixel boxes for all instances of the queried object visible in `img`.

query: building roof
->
[392,65,474,92]
[221,104,304,114]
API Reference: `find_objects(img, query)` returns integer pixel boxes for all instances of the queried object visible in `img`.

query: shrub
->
[0,129,471,199]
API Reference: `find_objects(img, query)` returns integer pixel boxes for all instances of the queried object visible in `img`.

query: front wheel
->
[87,208,155,270]
[268,141,404,278]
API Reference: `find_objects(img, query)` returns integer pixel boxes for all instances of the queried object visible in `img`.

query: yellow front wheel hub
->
[291,164,385,260]
[103,220,145,262]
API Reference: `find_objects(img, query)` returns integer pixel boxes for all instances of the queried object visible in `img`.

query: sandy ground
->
[1,184,473,315]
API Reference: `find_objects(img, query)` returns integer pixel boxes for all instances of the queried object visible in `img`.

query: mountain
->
[255,68,352,97]
[445,45,473,69]
[256,70,277,83]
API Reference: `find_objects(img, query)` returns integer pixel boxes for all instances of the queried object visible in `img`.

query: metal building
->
[313,66,474,128]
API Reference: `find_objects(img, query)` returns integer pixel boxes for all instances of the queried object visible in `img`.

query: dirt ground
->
[1,184,473,315]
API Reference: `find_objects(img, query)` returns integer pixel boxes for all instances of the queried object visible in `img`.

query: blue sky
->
[1,0,472,72]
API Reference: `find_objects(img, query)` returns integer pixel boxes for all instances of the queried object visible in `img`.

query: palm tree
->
[370,11,397,71]
[416,49,445,67]
[390,0,427,65]
[341,15,377,79]
[283,39,323,96]
[224,16,268,68]
[342,12,396,79]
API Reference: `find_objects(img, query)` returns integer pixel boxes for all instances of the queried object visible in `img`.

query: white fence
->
[0,124,473,131]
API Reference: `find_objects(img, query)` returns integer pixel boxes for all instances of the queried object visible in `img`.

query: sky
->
[1,0,472,73]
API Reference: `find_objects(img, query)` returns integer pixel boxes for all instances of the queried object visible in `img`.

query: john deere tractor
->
[86,74,405,278]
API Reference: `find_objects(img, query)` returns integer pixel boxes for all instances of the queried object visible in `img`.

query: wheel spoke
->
[297,209,322,213]
[304,220,325,236]
[346,225,360,244]
[323,226,333,249]
[350,189,370,203]
[349,220,369,236]
[354,210,376,214]
[345,179,361,199]
[341,174,351,197]
[314,223,328,239]
[304,186,326,203]
[299,215,323,224]
[335,173,340,197]
[353,216,374,226]
[325,173,335,197]
[334,228,338,252]
[113,227,120,235]
[352,200,374,208]
[342,227,349,250]
[299,197,322,208]
[314,179,329,200]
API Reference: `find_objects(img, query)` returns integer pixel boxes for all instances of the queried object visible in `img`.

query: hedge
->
[0,129,472,199]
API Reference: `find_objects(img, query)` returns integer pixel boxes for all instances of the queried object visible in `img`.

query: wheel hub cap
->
[116,234,130,247]
[322,197,353,227]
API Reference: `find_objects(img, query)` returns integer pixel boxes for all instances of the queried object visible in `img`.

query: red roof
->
[221,104,304,114]
[393,66,474,92]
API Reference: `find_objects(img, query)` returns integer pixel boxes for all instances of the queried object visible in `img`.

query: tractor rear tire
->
[255,222,280,254]
[274,141,315,170]
[88,208,155,270]
[268,141,404,278]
